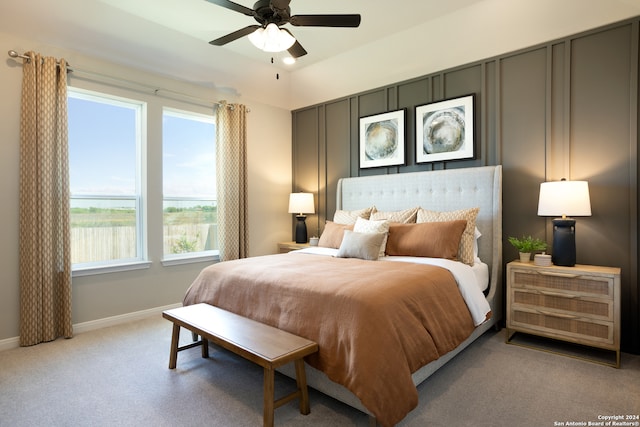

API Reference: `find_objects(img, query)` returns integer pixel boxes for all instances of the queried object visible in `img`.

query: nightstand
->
[277,241,311,253]
[506,261,621,367]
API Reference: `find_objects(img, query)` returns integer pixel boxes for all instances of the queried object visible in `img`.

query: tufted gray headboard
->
[336,165,502,305]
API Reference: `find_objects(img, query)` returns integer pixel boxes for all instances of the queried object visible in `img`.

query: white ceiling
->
[2,0,640,110]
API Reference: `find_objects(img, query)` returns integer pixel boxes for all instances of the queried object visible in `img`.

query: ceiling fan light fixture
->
[248,23,296,53]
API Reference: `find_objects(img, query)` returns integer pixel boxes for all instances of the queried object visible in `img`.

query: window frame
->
[161,107,218,264]
[67,82,222,276]
[67,87,149,276]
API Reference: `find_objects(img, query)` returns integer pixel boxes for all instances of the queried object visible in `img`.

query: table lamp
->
[288,193,315,244]
[537,179,591,266]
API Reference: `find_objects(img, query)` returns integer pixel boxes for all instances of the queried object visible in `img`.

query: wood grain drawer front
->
[506,262,621,366]
[510,307,614,346]
[511,288,613,321]
[511,269,613,299]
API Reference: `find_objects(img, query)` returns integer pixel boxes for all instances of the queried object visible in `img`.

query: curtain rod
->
[7,50,244,110]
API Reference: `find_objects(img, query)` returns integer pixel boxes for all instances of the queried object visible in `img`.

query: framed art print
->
[415,95,474,163]
[359,109,406,169]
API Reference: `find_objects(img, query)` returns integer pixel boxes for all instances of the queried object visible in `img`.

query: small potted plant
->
[508,235,547,262]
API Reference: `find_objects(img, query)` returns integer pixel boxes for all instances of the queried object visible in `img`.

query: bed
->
[183,165,502,426]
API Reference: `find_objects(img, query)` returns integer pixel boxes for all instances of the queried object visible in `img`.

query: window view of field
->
[163,201,218,255]
[68,90,217,267]
[70,203,217,264]
[162,109,216,258]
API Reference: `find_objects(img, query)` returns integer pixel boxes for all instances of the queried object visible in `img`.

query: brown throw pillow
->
[385,220,468,260]
[318,221,354,249]
[417,207,480,265]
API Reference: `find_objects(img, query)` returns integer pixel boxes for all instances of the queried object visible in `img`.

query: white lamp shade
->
[288,193,315,215]
[537,180,592,217]
[248,23,296,53]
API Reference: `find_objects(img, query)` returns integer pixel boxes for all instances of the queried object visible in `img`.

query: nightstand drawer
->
[510,306,615,347]
[511,268,613,299]
[511,288,613,321]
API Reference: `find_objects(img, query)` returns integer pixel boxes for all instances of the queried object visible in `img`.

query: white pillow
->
[336,230,385,261]
[353,217,390,257]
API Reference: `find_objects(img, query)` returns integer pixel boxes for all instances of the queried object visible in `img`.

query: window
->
[68,88,144,268]
[162,108,217,259]
[67,86,217,273]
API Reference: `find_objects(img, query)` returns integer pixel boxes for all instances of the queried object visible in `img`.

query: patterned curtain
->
[215,103,249,261]
[19,52,73,346]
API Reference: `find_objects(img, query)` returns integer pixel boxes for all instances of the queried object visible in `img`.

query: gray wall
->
[291,18,639,354]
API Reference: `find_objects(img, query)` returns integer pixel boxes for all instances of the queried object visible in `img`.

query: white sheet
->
[293,247,492,326]
[472,257,489,292]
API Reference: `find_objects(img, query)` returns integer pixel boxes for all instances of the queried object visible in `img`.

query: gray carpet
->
[0,315,638,427]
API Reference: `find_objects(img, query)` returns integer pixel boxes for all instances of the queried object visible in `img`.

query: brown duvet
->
[183,252,476,427]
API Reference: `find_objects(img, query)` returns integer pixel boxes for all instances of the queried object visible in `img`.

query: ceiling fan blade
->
[280,27,306,57]
[209,25,261,46]
[287,40,307,58]
[289,14,361,27]
[204,0,255,16]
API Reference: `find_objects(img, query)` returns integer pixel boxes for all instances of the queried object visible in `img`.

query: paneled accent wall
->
[291,18,640,353]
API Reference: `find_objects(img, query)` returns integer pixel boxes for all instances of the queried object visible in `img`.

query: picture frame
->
[359,109,406,169]
[415,94,475,163]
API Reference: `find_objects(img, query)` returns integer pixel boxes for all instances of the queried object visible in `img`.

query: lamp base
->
[294,215,308,244]
[552,218,576,267]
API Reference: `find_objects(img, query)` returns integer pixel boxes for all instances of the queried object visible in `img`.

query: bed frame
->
[279,165,503,421]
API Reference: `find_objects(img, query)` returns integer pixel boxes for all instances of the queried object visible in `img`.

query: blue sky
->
[68,96,216,199]
[162,111,216,198]
[68,96,136,195]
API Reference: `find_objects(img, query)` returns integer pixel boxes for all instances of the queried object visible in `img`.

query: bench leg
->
[294,359,310,415]
[201,338,209,359]
[169,323,180,369]
[263,367,275,427]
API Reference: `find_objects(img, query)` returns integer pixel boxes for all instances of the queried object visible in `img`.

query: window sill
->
[72,261,152,277]
[161,252,219,267]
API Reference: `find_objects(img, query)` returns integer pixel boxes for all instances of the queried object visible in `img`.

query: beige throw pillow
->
[370,207,419,223]
[353,217,390,257]
[416,207,480,265]
[336,230,385,261]
[333,207,374,225]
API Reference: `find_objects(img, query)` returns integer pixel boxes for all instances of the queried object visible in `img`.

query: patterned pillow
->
[416,207,480,265]
[353,217,390,257]
[336,230,385,261]
[318,221,354,249]
[333,206,374,225]
[370,207,419,223]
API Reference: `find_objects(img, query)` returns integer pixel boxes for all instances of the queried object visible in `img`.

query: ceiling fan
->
[206,0,361,58]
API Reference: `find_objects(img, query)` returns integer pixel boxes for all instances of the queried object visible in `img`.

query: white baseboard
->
[0,302,182,352]
[72,303,182,334]
[0,336,19,352]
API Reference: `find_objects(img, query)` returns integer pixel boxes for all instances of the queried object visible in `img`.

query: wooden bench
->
[162,303,319,427]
